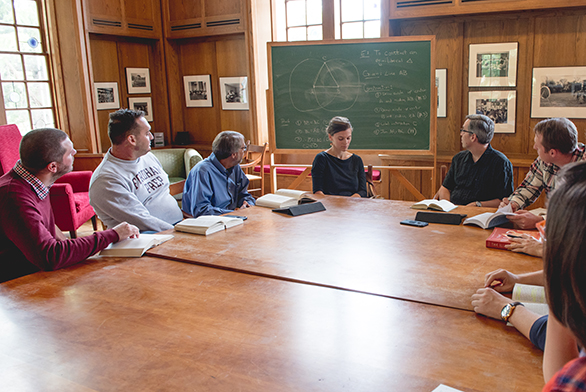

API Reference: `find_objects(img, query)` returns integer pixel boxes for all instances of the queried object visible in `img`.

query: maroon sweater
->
[0,170,119,282]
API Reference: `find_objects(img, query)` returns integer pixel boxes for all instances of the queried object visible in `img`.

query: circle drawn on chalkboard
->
[289,58,361,112]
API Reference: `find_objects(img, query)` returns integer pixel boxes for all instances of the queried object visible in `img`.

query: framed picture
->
[220,76,249,110]
[531,66,586,118]
[184,75,212,107]
[436,69,447,117]
[468,42,518,87]
[126,68,151,94]
[128,97,153,122]
[95,82,119,110]
[468,90,516,133]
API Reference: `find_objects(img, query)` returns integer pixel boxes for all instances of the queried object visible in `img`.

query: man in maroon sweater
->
[0,128,139,282]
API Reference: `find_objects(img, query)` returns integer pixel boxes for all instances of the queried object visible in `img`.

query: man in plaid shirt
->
[501,117,585,229]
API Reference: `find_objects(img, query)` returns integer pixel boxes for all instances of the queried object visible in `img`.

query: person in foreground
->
[434,114,513,207]
[311,116,366,197]
[501,117,585,229]
[0,128,139,283]
[182,131,255,217]
[90,109,183,232]
[541,161,586,389]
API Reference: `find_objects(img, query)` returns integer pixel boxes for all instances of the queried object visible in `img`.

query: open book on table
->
[174,216,244,236]
[463,204,515,229]
[256,189,316,209]
[410,199,457,212]
[507,283,548,325]
[100,234,174,257]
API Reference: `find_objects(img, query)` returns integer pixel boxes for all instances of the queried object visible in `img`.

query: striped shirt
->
[509,143,586,210]
[13,160,49,200]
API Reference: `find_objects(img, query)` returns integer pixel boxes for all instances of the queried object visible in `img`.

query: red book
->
[486,227,541,250]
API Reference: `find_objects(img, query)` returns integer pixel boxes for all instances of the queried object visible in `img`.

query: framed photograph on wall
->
[95,82,119,110]
[468,42,518,87]
[184,75,212,107]
[436,69,447,117]
[531,66,586,118]
[468,90,516,133]
[128,97,153,121]
[220,76,249,110]
[126,68,151,94]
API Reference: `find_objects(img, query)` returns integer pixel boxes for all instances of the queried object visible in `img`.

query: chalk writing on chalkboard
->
[271,40,432,151]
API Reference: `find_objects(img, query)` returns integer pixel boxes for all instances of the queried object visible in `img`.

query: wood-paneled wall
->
[384,7,586,205]
[165,34,251,149]
[88,35,170,153]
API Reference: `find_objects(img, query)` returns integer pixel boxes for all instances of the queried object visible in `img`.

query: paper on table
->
[432,385,464,392]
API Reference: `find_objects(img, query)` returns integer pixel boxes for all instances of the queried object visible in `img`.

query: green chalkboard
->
[269,38,434,152]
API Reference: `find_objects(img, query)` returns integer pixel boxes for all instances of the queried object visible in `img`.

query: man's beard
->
[53,160,73,179]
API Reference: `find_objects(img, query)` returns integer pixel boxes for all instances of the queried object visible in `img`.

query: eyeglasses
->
[460,129,474,135]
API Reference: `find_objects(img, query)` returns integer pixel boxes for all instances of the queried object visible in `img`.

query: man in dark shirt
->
[434,114,513,207]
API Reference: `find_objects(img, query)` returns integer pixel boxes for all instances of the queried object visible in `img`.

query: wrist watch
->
[475,201,482,207]
[501,301,524,322]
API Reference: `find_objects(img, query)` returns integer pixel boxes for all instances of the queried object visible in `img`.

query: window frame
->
[0,0,58,133]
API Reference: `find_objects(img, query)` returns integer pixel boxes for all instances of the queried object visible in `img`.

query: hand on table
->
[505,234,543,257]
[113,222,140,241]
[484,269,520,292]
[471,288,511,320]
[507,210,543,230]
[236,201,252,210]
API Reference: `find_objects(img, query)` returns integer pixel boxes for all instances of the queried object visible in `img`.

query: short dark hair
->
[534,118,577,154]
[544,161,586,348]
[212,131,244,160]
[108,108,145,145]
[465,114,494,144]
[19,128,68,174]
[326,116,352,136]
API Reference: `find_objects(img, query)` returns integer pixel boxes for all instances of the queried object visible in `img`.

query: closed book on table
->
[486,227,541,250]
[272,201,326,216]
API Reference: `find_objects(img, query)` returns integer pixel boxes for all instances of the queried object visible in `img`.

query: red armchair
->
[0,124,97,238]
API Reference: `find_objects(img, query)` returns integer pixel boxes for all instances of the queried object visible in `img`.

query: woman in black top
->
[311,116,367,197]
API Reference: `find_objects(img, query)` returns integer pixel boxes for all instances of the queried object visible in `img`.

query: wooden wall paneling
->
[89,36,121,153]
[84,0,122,24]
[167,0,202,21]
[163,40,184,145]
[49,0,97,154]
[149,40,171,144]
[179,39,220,145]
[400,20,464,155]
[204,0,241,17]
[123,0,162,36]
[248,0,272,145]
[464,16,532,157]
[216,36,251,142]
[532,12,586,142]
[116,39,170,143]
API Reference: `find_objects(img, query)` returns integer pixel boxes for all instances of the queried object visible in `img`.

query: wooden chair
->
[240,141,268,197]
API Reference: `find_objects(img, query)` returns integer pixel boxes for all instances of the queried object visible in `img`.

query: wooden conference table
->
[148,196,543,311]
[1,256,543,391]
[0,196,545,391]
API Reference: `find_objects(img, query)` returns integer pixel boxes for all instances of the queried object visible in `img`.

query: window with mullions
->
[274,0,323,42]
[335,0,380,39]
[0,0,55,134]
[273,0,380,42]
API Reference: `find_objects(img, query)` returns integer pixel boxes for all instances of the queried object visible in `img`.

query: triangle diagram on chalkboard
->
[314,63,340,89]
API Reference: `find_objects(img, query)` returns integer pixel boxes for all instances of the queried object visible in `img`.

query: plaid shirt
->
[544,356,586,392]
[12,160,49,200]
[509,143,586,210]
